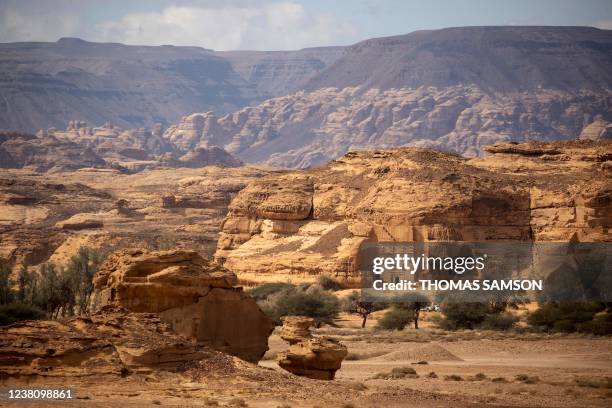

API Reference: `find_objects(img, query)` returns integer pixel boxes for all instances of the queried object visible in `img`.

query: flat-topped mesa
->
[277,316,348,380]
[93,249,274,363]
[215,141,611,285]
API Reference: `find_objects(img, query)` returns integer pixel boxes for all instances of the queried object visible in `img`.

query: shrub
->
[376,307,414,331]
[0,303,46,326]
[427,371,438,379]
[444,374,463,381]
[527,302,609,334]
[439,302,490,329]
[317,275,344,291]
[247,283,295,301]
[373,366,418,379]
[515,374,539,383]
[260,286,339,327]
[479,313,518,331]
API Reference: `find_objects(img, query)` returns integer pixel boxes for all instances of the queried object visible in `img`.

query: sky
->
[0,0,611,50]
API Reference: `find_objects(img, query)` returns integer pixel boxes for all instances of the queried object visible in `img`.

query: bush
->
[439,302,490,330]
[247,283,295,301]
[373,366,418,379]
[376,307,414,331]
[444,374,463,381]
[479,313,518,331]
[260,286,339,327]
[317,275,344,291]
[0,303,45,326]
[527,302,609,334]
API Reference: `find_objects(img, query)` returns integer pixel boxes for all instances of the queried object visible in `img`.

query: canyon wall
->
[214,140,611,284]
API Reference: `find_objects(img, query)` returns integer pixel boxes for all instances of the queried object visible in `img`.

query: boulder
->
[277,316,348,380]
[93,249,274,363]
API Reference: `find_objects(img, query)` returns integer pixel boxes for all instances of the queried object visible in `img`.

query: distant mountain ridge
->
[162,26,612,167]
[0,38,343,132]
[305,26,612,92]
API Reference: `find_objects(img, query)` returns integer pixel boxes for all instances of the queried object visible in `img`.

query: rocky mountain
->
[304,26,612,92]
[0,130,107,172]
[214,140,611,284]
[165,27,612,167]
[0,38,342,132]
[164,85,611,167]
[219,47,345,98]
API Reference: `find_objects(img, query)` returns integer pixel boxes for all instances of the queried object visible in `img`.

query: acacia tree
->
[343,290,385,328]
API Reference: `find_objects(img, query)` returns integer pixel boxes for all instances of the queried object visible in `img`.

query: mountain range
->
[1,26,611,168]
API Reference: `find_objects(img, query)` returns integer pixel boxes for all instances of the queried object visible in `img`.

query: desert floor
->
[2,309,611,408]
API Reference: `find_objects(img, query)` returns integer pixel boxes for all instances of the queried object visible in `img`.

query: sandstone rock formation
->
[277,316,348,380]
[0,165,280,271]
[215,140,611,284]
[161,26,612,167]
[0,130,107,172]
[164,86,611,167]
[93,249,274,363]
[46,122,243,172]
[0,307,232,377]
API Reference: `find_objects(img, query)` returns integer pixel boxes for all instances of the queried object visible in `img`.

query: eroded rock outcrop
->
[93,249,274,363]
[0,307,233,377]
[164,86,611,168]
[277,316,348,380]
[215,141,611,284]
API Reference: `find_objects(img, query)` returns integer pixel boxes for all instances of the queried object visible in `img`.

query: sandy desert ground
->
[3,310,610,408]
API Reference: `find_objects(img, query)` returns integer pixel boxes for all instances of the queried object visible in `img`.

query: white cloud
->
[93,2,356,50]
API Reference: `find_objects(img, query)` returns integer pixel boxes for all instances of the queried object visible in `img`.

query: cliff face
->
[0,38,342,132]
[304,26,612,92]
[164,86,612,167]
[214,140,611,284]
[163,27,612,167]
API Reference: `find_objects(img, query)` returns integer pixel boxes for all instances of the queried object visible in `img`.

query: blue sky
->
[1,0,611,50]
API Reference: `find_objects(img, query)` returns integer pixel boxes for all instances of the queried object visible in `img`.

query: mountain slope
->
[165,26,612,167]
[0,38,342,132]
[305,26,612,92]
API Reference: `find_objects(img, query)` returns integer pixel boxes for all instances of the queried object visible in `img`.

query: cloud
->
[94,2,357,50]
[592,19,612,29]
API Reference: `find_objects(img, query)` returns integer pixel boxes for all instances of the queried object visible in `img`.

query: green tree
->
[342,290,385,328]
[0,257,13,305]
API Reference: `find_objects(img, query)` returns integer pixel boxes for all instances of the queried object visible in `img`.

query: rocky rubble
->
[93,249,274,363]
[277,316,348,380]
[0,307,233,377]
[215,140,611,284]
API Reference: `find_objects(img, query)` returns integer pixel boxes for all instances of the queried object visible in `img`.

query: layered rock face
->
[93,249,274,362]
[164,86,611,167]
[0,38,342,132]
[215,140,611,284]
[0,307,232,377]
[277,316,348,380]
[0,131,107,172]
[1,125,244,173]
[162,27,612,168]
[0,165,280,272]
